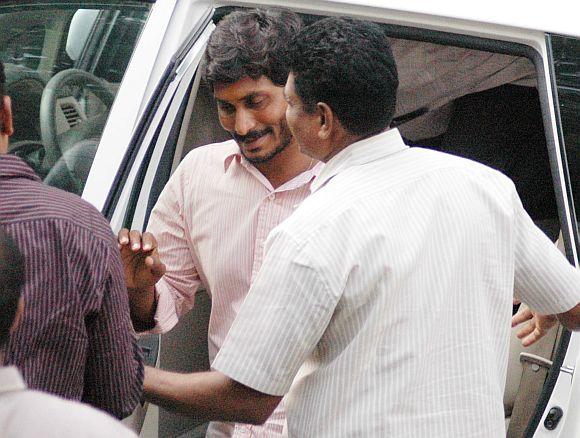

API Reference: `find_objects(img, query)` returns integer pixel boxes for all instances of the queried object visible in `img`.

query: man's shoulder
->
[359,146,517,198]
[180,139,238,168]
[4,389,137,437]
[412,147,514,182]
[417,148,518,200]
[166,139,238,195]
[271,187,343,249]
[276,147,518,246]
[2,179,114,243]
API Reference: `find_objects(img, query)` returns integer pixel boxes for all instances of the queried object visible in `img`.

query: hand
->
[118,228,166,291]
[512,303,558,347]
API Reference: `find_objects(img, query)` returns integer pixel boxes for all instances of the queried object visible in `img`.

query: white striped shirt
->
[213,129,580,437]
[147,140,322,437]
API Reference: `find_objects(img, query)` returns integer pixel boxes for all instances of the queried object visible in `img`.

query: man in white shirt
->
[0,228,138,437]
[141,16,580,437]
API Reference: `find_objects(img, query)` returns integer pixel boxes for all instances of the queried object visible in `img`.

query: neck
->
[0,135,8,154]
[322,128,387,163]
[254,142,314,189]
[321,133,361,163]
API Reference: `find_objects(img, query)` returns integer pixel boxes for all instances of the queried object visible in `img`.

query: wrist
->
[129,286,158,332]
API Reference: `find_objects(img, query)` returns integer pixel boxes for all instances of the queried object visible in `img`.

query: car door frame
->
[82,0,214,211]
[102,12,214,435]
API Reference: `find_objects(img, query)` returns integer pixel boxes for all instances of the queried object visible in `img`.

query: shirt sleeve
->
[82,238,144,419]
[146,164,203,334]
[513,192,580,314]
[212,229,340,396]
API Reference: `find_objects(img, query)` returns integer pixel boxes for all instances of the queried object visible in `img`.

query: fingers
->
[521,327,542,348]
[117,229,158,253]
[515,319,543,347]
[118,228,130,248]
[513,298,521,306]
[514,313,558,347]
[129,230,143,251]
[512,305,533,327]
[515,320,535,339]
[141,232,158,252]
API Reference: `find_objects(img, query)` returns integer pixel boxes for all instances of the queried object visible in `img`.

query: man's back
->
[214,130,580,436]
[0,366,137,438]
[286,142,515,435]
[0,154,143,418]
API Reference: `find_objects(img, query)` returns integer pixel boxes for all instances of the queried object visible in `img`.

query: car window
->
[0,2,151,195]
[551,35,580,234]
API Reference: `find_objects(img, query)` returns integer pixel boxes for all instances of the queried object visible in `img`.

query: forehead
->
[213,75,281,102]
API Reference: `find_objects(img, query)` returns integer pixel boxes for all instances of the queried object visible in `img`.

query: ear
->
[1,96,13,137]
[316,102,334,141]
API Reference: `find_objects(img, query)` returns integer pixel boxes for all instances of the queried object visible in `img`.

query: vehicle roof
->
[229,0,580,38]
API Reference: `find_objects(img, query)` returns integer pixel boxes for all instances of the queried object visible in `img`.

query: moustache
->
[233,127,273,145]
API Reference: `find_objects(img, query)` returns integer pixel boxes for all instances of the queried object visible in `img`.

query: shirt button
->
[268,193,275,201]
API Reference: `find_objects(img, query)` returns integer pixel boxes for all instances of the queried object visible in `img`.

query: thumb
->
[145,255,166,279]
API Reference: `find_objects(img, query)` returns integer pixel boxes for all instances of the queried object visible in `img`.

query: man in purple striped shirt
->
[0,60,143,419]
[0,229,139,437]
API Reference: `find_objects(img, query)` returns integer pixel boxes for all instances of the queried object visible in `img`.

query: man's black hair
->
[287,17,399,137]
[203,8,302,89]
[0,228,24,346]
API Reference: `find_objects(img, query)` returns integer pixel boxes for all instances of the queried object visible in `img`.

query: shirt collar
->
[0,154,42,182]
[223,150,324,193]
[311,128,408,193]
[223,151,240,172]
[0,366,27,395]
[278,160,324,192]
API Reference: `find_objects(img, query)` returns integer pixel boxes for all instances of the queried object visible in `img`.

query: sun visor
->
[66,9,100,61]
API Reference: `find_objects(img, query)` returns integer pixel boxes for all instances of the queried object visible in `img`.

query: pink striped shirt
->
[147,140,322,437]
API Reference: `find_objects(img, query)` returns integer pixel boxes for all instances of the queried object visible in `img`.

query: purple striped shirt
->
[0,154,143,419]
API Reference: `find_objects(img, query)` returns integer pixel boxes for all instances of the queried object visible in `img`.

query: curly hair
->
[203,8,302,89]
[287,17,399,137]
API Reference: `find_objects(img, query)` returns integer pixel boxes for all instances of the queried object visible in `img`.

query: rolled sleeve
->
[149,280,180,334]
[213,231,340,396]
[514,194,580,314]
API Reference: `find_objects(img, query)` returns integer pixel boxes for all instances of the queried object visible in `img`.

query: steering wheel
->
[43,139,99,195]
[40,68,114,169]
[8,140,46,177]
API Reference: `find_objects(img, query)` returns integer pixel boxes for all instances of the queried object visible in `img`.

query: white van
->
[2,1,578,436]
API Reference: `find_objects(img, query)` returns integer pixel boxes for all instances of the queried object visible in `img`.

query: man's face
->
[214,76,292,164]
[284,73,322,160]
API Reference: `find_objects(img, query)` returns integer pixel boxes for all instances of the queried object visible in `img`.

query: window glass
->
[550,35,580,229]
[1,2,151,195]
[1,24,46,70]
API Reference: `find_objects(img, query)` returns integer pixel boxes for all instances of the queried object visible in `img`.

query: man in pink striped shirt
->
[119,9,321,437]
